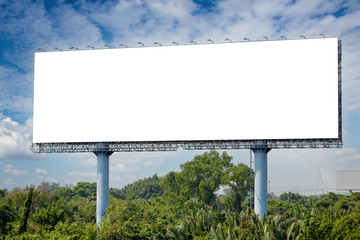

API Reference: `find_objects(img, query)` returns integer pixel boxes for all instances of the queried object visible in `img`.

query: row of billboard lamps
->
[37,34,326,52]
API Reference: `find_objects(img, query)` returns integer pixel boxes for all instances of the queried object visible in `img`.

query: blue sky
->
[0,0,360,193]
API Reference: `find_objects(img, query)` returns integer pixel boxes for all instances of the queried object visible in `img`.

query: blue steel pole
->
[252,148,271,219]
[95,151,113,226]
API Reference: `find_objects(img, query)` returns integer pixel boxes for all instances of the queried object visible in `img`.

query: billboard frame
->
[31,39,342,153]
[31,138,342,153]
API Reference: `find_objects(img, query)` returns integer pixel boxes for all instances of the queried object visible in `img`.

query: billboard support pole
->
[252,146,271,219]
[94,151,113,226]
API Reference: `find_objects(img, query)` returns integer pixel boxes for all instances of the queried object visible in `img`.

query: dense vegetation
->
[1,151,359,239]
[110,174,163,200]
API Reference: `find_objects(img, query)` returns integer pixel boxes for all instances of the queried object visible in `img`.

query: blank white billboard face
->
[33,38,339,143]
[337,171,360,190]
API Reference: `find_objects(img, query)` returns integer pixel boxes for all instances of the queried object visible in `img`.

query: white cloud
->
[336,148,360,163]
[43,177,58,183]
[110,175,123,183]
[0,116,43,161]
[69,171,96,178]
[109,151,176,173]
[144,159,166,167]
[3,169,26,175]
[80,157,97,168]
[110,175,122,181]
[340,154,360,163]
[336,147,356,156]
[112,151,177,163]
[111,163,126,172]
[3,164,26,176]
[64,171,97,185]
[0,1,104,70]
[109,173,140,187]
[35,168,48,174]
[0,67,33,117]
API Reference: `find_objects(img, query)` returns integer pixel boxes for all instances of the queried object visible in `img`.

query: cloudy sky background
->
[0,0,359,194]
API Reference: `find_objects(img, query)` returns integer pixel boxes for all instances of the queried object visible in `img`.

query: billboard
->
[33,38,340,144]
[337,170,360,190]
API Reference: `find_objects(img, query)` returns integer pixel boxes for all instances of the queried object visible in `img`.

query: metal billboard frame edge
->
[31,39,342,153]
[31,138,343,153]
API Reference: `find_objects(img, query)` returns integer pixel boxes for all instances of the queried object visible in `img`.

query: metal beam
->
[31,139,342,153]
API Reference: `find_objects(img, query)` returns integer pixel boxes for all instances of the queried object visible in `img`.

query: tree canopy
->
[222,163,252,211]
[1,151,359,239]
[110,174,163,200]
[160,150,234,205]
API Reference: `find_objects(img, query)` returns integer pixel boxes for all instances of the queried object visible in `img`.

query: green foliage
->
[160,171,180,194]
[331,211,360,239]
[1,151,360,239]
[32,205,65,230]
[222,163,252,211]
[350,191,360,201]
[179,151,233,204]
[37,181,61,193]
[110,174,163,200]
[98,197,183,239]
[0,189,7,198]
[54,187,75,201]
[43,220,97,239]
[73,182,96,198]
[160,151,251,210]
[279,192,309,205]
[0,198,16,235]
[19,185,34,233]
[1,185,359,239]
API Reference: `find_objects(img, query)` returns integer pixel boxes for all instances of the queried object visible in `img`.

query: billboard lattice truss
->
[31,139,342,153]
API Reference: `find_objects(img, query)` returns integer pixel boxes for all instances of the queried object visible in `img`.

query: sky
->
[0,0,360,194]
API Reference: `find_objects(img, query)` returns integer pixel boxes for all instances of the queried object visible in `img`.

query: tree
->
[0,200,15,235]
[37,181,61,193]
[37,181,51,192]
[73,182,96,198]
[180,151,233,205]
[110,174,164,200]
[32,206,65,230]
[0,189,7,198]
[160,171,181,194]
[50,182,61,192]
[54,187,75,201]
[331,212,360,239]
[222,163,252,211]
[279,192,308,205]
[19,185,34,233]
